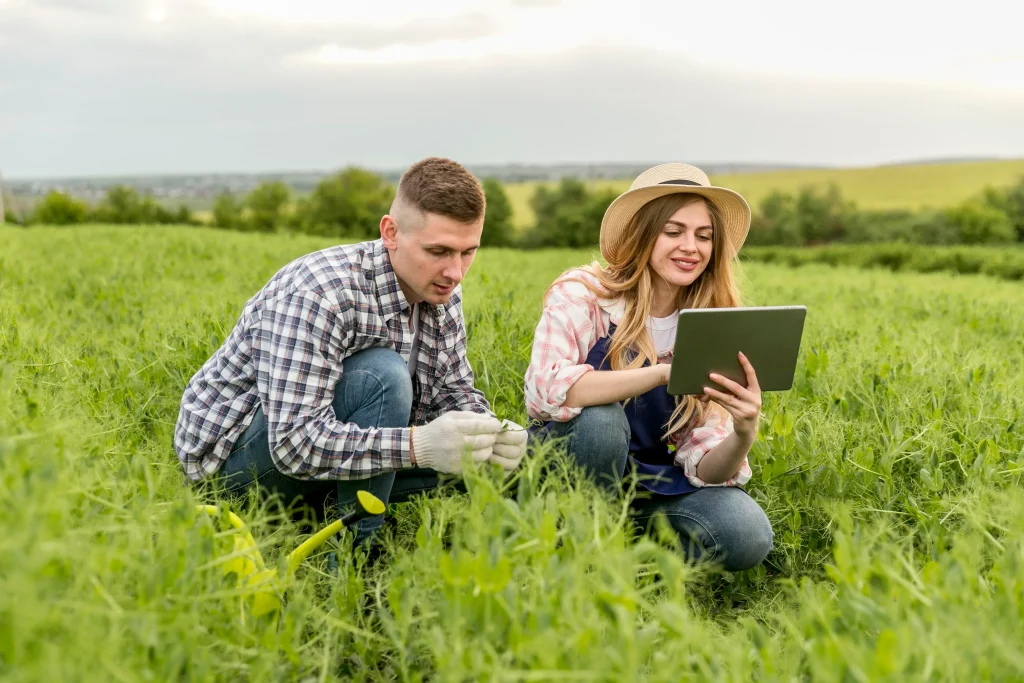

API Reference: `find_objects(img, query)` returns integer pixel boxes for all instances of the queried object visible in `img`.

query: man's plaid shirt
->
[174,239,492,482]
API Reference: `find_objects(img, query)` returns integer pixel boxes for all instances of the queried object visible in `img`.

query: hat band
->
[658,179,702,187]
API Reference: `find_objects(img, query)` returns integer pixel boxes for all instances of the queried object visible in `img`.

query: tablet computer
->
[666,305,807,396]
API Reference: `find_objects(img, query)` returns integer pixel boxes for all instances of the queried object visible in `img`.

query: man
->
[174,157,528,542]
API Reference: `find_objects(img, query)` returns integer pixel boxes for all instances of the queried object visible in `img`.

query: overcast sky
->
[2,0,1023,178]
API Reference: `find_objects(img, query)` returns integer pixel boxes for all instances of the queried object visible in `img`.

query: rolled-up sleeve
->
[673,410,752,488]
[524,278,603,423]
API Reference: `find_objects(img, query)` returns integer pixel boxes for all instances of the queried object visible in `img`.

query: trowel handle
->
[338,489,388,527]
[285,490,386,575]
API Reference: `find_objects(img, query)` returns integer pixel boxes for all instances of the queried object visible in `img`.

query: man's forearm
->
[695,430,755,484]
[271,416,413,479]
[432,386,493,418]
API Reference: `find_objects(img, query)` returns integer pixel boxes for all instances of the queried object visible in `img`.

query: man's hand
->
[489,419,529,472]
[411,412,502,474]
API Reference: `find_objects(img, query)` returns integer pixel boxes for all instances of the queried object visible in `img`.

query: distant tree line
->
[12,185,199,227]
[8,168,1024,248]
[745,182,1024,247]
[518,176,1024,248]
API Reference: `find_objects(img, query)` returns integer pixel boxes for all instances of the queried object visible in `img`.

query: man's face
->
[381,211,483,306]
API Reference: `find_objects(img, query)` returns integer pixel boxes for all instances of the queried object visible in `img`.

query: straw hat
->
[599,163,751,261]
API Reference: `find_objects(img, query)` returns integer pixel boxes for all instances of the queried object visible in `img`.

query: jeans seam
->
[232,426,265,453]
[645,511,720,563]
[223,463,277,494]
[342,370,387,426]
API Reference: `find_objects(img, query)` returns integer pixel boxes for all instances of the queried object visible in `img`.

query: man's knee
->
[349,347,413,398]
[335,348,413,428]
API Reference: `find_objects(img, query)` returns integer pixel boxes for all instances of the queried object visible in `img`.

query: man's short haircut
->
[393,157,486,224]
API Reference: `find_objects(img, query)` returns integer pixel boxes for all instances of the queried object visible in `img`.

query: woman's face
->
[649,199,714,291]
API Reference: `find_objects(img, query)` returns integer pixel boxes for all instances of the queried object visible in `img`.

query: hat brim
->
[599,184,751,262]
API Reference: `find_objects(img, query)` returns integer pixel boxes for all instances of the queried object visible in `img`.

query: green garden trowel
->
[197,490,386,618]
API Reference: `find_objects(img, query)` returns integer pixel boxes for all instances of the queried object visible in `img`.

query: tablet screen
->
[667,306,806,395]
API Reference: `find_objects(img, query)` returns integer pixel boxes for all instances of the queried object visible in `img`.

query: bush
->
[84,186,193,225]
[844,209,912,244]
[480,178,514,247]
[742,244,1024,281]
[92,186,147,224]
[292,168,392,238]
[521,179,613,249]
[32,191,88,225]
[748,185,857,246]
[795,184,855,243]
[1007,177,1024,242]
[748,191,801,246]
[245,182,291,233]
[980,176,1024,242]
[4,207,23,225]
[942,201,1015,245]
[173,205,196,226]
[212,193,243,230]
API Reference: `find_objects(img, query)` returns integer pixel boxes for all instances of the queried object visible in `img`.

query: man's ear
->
[380,215,398,250]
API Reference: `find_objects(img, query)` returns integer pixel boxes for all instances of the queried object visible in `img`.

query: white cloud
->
[265,0,1023,94]
[146,4,168,23]
[3,0,1023,176]
[204,0,494,24]
[286,8,582,66]
[9,0,1021,93]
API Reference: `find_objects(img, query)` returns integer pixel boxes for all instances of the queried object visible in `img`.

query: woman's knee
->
[702,488,774,571]
[658,487,773,572]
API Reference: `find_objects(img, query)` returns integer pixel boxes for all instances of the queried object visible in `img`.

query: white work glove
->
[411,411,502,474]
[489,419,529,472]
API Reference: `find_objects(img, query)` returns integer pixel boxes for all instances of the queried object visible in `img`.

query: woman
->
[524,163,774,572]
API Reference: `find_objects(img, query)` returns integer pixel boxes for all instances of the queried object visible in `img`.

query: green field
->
[506,159,1024,229]
[3,226,1024,681]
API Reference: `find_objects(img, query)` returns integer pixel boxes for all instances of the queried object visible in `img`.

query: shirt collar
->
[599,296,626,325]
[369,239,448,322]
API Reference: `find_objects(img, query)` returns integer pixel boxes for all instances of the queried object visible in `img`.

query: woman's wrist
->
[653,363,671,387]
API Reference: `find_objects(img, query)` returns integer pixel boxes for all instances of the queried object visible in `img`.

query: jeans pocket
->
[221,439,270,493]
[231,425,266,454]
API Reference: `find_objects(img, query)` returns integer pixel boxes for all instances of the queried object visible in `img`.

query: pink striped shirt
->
[524,268,751,488]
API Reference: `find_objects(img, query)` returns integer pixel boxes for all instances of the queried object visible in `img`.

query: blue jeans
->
[217,347,439,541]
[541,403,774,572]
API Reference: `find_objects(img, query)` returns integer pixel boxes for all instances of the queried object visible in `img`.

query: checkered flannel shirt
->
[523,268,751,488]
[174,239,492,482]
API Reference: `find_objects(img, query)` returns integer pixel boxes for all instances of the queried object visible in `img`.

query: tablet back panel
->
[667,306,807,395]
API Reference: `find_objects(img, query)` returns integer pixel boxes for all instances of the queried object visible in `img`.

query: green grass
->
[506,159,1024,229]
[2,225,1024,681]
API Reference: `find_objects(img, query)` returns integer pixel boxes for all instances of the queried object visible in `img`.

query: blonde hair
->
[553,193,741,437]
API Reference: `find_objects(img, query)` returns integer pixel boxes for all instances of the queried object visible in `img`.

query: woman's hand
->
[702,352,762,440]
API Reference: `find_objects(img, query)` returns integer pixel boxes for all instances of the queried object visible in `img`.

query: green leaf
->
[773,410,794,437]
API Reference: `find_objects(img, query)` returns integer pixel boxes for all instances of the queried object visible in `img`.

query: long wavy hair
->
[554,193,742,437]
